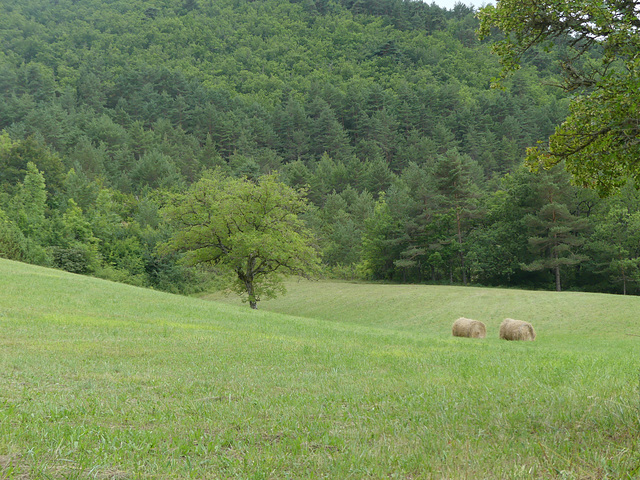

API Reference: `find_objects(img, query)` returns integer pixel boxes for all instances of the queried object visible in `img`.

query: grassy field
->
[1,261,639,479]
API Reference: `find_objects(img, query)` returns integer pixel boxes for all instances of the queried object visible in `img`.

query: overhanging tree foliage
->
[478,0,640,195]
[163,171,321,308]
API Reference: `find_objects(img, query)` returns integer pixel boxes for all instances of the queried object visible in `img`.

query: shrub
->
[0,215,27,261]
[52,245,98,274]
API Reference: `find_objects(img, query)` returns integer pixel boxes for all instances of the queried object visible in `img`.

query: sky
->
[430,0,493,11]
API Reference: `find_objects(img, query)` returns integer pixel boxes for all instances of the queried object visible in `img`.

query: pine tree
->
[521,167,588,292]
[14,162,47,241]
[523,203,588,292]
[433,149,481,285]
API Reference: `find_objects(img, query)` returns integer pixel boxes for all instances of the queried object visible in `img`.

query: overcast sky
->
[430,0,493,11]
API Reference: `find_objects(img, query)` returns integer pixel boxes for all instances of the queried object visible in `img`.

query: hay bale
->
[452,317,486,339]
[499,318,536,341]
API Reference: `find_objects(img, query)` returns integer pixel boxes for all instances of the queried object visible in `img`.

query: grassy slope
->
[203,279,640,338]
[1,261,639,479]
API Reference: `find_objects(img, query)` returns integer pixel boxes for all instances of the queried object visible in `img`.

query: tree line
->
[1,0,639,295]
[4,128,640,296]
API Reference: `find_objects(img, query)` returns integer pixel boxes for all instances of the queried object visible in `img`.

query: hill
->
[205,279,640,339]
[3,0,638,294]
[1,258,638,478]
[1,0,562,183]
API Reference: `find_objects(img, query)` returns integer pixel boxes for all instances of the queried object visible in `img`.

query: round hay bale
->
[452,317,486,339]
[499,318,536,341]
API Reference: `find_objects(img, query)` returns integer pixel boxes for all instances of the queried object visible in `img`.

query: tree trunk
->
[245,279,258,309]
[238,263,258,309]
[553,239,561,292]
[459,251,467,285]
[456,207,467,285]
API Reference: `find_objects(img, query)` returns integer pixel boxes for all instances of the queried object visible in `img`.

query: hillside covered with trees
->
[1,0,639,295]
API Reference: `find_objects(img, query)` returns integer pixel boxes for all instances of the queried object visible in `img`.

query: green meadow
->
[1,259,639,479]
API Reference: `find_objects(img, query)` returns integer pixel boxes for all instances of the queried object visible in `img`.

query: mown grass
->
[1,260,639,479]
[203,279,640,339]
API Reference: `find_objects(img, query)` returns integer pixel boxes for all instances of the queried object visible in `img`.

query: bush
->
[323,263,362,281]
[144,252,208,294]
[0,216,28,261]
[23,238,52,266]
[52,245,98,274]
[94,264,147,287]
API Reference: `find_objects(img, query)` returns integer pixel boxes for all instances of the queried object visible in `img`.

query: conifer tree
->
[14,162,47,241]
[521,167,588,291]
[433,149,481,285]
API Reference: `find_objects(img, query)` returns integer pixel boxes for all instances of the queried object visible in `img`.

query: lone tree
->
[478,0,640,195]
[163,171,320,309]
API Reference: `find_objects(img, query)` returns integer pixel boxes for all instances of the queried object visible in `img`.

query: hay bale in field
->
[452,317,486,338]
[499,318,536,341]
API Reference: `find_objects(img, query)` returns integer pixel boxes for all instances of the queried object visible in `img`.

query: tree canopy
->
[162,171,320,308]
[3,0,640,296]
[479,0,640,195]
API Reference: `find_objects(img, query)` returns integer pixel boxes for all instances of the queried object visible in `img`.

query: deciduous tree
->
[479,0,640,195]
[163,171,320,308]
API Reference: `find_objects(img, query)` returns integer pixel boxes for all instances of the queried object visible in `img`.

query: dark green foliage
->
[52,245,95,275]
[0,0,562,183]
[0,209,28,261]
[0,0,635,294]
[0,135,65,197]
[359,194,407,280]
[479,0,640,195]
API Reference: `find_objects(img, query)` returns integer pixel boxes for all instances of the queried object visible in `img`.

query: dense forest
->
[1,0,639,295]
